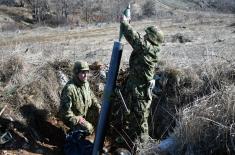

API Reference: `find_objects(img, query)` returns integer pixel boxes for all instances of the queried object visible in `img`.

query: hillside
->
[157,0,235,12]
[0,0,235,32]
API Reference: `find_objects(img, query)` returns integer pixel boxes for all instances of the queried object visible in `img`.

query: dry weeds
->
[143,58,235,155]
[172,85,235,154]
[0,9,234,155]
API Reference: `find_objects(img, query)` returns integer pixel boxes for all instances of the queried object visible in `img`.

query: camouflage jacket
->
[121,21,160,98]
[59,77,101,128]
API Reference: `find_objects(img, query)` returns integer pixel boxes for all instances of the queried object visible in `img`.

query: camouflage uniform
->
[59,61,101,134]
[120,21,163,141]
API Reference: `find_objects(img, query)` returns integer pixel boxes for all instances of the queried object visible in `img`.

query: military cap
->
[145,26,164,45]
[73,61,89,74]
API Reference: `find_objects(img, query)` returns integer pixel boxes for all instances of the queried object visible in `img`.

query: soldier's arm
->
[60,87,81,127]
[121,21,144,49]
[91,90,101,110]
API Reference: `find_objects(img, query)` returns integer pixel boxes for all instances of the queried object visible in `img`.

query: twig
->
[12,129,29,143]
[0,105,7,116]
[160,106,177,120]
[160,119,175,139]
[110,125,132,150]
[197,116,229,129]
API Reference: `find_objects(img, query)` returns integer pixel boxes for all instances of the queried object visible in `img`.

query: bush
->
[45,15,68,27]
[142,0,156,17]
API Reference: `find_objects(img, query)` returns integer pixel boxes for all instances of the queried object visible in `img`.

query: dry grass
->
[143,58,235,155]
[0,9,234,154]
[0,55,24,84]
[172,85,235,154]
[171,61,235,155]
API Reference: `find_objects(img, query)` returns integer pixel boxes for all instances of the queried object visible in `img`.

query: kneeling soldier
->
[59,61,101,134]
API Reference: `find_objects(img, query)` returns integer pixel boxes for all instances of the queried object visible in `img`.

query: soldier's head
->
[144,26,164,45]
[73,61,89,82]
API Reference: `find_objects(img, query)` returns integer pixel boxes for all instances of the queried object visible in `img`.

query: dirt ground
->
[0,8,234,155]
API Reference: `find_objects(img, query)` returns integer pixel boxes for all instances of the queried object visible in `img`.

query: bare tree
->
[21,0,50,23]
[54,0,77,19]
[28,0,50,23]
[142,0,156,17]
[22,0,143,25]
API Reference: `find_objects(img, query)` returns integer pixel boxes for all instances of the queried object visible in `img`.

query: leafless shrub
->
[50,59,72,77]
[142,0,156,17]
[171,33,192,43]
[31,0,50,23]
[45,15,68,27]
[11,64,58,114]
[0,55,24,84]
[0,59,72,123]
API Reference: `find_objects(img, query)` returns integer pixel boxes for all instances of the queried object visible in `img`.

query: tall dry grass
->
[142,54,235,155]
[172,85,235,154]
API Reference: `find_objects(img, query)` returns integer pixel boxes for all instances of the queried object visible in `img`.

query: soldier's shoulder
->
[63,81,76,92]
[84,82,92,91]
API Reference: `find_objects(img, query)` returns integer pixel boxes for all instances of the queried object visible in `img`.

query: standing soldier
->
[120,16,164,142]
[59,61,101,134]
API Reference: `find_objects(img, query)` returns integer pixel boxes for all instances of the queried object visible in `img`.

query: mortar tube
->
[92,41,123,155]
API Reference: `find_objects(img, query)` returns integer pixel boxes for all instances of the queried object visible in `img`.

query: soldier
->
[120,16,164,142]
[59,61,101,134]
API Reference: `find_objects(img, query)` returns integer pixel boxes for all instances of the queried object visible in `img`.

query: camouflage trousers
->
[69,105,99,134]
[124,93,152,142]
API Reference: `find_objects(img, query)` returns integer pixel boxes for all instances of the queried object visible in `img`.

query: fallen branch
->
[12,128,29,143]
[0,105,7,116]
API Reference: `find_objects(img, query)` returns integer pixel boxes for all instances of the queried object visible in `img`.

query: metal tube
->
[92,41,123,155]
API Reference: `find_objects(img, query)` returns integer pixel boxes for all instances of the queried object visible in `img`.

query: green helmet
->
[73,61,89,74]
[145,26,164,45]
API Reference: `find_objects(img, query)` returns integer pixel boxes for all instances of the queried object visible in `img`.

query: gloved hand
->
[147,80,156,100]
[121,4,131,23]
[149,79,156,90]
[76,116,94,134]
[120,14,129,23]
